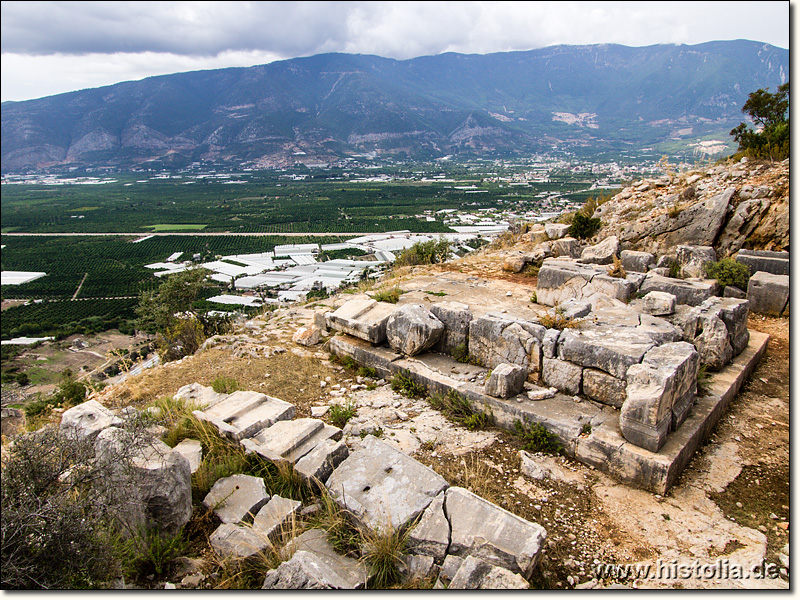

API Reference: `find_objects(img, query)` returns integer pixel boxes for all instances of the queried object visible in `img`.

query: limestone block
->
[620,249,655,273]
[325,435,449,533]
[430,301,472,355]
[485,363,527,399]
[639,273,717,306]
[551,236,581,259]
[293,324,322,346]
[173,438,202,473]
[685,297,750,366]
[541,358,582,395]
[582,368,626,408]
[502,252,529,273]
[536,259,634,306]
[327,298,396,344]
[558,327,655,380]
[445,486,547,578]
[676,245,717,278]
[406,492,450,560]
[60,400,123,441]
[294,438,349,484]
[242,418,341,464]
[262,529,369,589]
[386,304,444,357]
[578,235,619,265]
[642,291,676,316]
[545,223,570,240]
[693,316,733,370]
[449,556,531,589]
[399,555,436,584]
[747,271,789,316]
[541,329,561,359]
[637,314,683,345]
[193,390,295,441]
[203,474,269,524]
[528,227,549,245]
[211,523,271,561]
[253,495,302,540]
[173,382,227,409]
[469,314,542,372]
[736,249,789,276]
[552,298,592,320]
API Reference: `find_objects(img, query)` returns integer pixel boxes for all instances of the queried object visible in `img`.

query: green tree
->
[730,81,789,161]
[135,268,210,333]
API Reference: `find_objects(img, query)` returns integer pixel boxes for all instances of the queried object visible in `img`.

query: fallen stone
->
[293,325,322,347]
[527,386,558,401]
[469,313,543,372]
[736,249,790,276]
[253,495,302,540]
[406,492,450,560]
[620,249,655,273]
[294,438,349,484]
[242,418,342,465]
[676,245,717,278]
[552,298,592,320]
[94,427,192,536]
[399,555,436,584]
[545,223,570,240]
[193,391,295,441]
[60,400,123,441]
[550,237,581,259]
[203,474,269,524]
[449,555,530,589]
[642,291,676,316]
[172,438,203,473]
[327,298,396,344]
[502,252,529,273]
[437,555,465,587]
[210,523,271,561]
[173,382,228,409]
[262,529,369,589]
[746,271,789,316]
[445,486,546,578]
[485,363,527,399]
[385,304,444,356]
[430,301,472,356]
[325,435,449,533]
[578,235,619,265]
[723,286,747,299]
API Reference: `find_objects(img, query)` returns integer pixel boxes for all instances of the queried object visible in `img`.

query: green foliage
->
[394,238,451,268]
[51,370,88,408]
[119,528,188,579]
[703,258,750,292]
[428,389,492,430]
[390,371,427,398]
[135,267,210,333]
[372,286,404,304]
[513,420,564,454]
[567,212,602,240]
[357,366,377,378]
[329,400,357,428]
[730,81,789,161]
[363,526,409,589]
[211,376,240,394]
[451,343,483,366]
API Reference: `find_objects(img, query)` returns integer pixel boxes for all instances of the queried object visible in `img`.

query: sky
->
[0,0,791,102]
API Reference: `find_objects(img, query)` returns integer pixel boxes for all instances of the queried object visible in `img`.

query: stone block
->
[642,291,676,316]
[325,435,449,533]
[406,492,450,560]
[553,298,592,320]
[578,235,619,265]
[620,249,655,273]
[445,486,547,578]
[211,523,271,561]
[582,368,626,408]
[469,314,542,372]
[449,556,530,589]
[253,495,302,540]
[430,301,472,355]
[386,304,444,356]
[541,358,582,395]
[203,474,269,524]
[550,236,581,258]
[327,298,397,344]
[485,363,527,398]
[502,252,529,273]
[723,286,747,299]
[676,245,716,278]
[60,400,123,441]
[294,438,349,484]
[558,327,654,380]
[545,223,570,240]
[174,382,227,408]
[536,259,635,306]
[242,418,341,464]
[736,249,790,276]
[639,273,717,306]
[399,555,436,584]
[541,328,561,359]
[293,324,322,346]
[173,438,202,473]
[747,271,789,316]
[262,529,369,589]
[193,391,295,441]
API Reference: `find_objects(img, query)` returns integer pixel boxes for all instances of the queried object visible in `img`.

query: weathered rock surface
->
[620,249,655,273]
[639,273,717,306]
[326,297,396,344]
[406,492,450,560]
[536,259,637,306]
[253,495,302,540]
[578,235,619,265]
[173,382,227,408]
[746,271,789,316]
[676,245,716,278]
[430,301,472,355]
[241,418,342,464]
[203,474,269,524]
[293,324,322,347]
[642,291,677,316]
[385,304,444,356]
[448,556,531,589]
[210,523,271,561]
[485,363,527,398]
[469,313,543,372]
[325,435,449,533]
[293,438,349,484]
[172,438,202,473]
[60,400,123,440]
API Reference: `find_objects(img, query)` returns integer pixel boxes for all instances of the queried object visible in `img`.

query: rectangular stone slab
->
[242,418,341,464]
[193,391,295,440]
[327,298,397,344]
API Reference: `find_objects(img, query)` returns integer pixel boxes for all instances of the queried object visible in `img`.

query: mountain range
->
[0,40,788,173]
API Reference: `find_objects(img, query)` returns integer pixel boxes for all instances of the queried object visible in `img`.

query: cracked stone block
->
[386,304,444,356]
[469,313,543,372]
[536,259,634,306]
[430,301,472,356]
[406,492,449,560]
[485,363,527,399]
[620,250,655,273]
[449,555,531,589]
[578,235,619,265]
[582,368,626,408]
[736,249,789,276]
[325,435,449,533]
[293,325,322,346]
[203,474,269,524]
[445,486,547,578]
[545,223,570,240]
[253,495,302,540]
[399,555,436,584]
[541,358,582,396]
[558,326,654,380]
[551,236,581,259]
[747,271,789,316]
[193,391,295,441]
[60,400,123,441]
[262,529,369,589]
[326,298,396,344]
[211,523,271,561]
[639,273,717,306]
[676,245,717,278]
[241,418,342,465]
[294,438,349,484]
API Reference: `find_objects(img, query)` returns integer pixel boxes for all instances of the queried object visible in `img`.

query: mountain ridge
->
[1,40,788,172]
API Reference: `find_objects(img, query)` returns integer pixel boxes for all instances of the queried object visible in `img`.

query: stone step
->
[241,418,342,465]
[193,391,295,440]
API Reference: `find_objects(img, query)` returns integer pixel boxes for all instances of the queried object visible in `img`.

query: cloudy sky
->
[1,1,791,102]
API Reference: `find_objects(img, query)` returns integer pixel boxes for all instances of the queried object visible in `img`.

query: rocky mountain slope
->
[1,40,788,172]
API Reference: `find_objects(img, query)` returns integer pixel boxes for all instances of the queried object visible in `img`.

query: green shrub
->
[211,376,240,394]
[390,371,427,398]
[329,401,357,429]
[567,212,602,240]
[513,420,563,454]
[428,389,492,431]
[373,286,404,304]
[394,238,451,268]
[703,258,750,292]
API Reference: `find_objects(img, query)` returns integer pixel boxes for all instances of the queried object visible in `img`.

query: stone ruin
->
[322,234,771,494]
